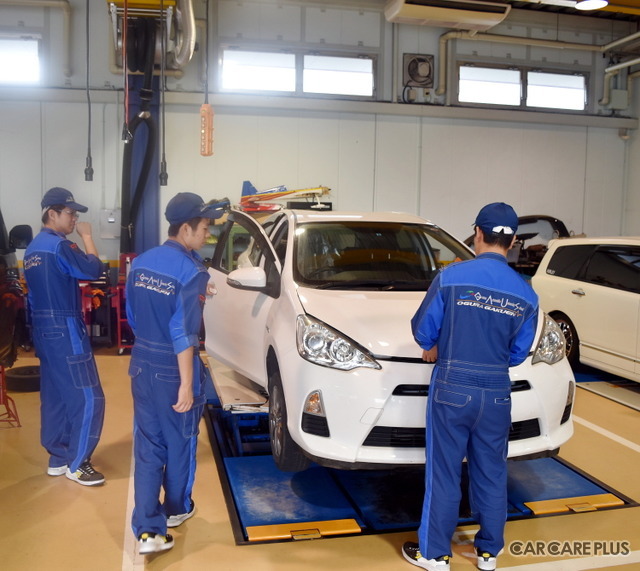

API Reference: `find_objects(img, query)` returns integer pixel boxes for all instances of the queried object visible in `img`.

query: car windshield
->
[293,221,472,290]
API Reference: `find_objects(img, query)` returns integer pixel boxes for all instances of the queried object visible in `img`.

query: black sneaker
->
[138,532,174,554]
[476,548,497,571]
[167,500,196,528]
[402,542,451,570]
[65,461,105,486]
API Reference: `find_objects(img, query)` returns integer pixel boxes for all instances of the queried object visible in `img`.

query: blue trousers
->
[129,341,207,537]
[419,376,511,559]
[32,311,105,472]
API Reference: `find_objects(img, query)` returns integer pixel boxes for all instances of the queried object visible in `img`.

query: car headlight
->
[296,314,381,371]
[532,313,566,365]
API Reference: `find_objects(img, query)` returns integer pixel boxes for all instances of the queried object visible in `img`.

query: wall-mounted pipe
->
[0,0,71,77]
[173,0,196,68]
[436,28,640,98]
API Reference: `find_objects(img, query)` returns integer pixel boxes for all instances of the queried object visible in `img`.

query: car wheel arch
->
[550,311,579,366]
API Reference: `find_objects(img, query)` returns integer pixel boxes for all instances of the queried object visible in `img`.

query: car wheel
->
[5,365,41,392]
[552,313,579,366]
[268,370,311,472]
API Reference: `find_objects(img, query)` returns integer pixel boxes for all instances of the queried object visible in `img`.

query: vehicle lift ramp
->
[203,356,633,545]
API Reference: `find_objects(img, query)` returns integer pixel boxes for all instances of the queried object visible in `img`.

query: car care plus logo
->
[134,272,176,296]
[457,290,524,317]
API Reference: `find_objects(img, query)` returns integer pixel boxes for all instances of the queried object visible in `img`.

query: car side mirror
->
[9,225,33,249]
[227,266,267,290]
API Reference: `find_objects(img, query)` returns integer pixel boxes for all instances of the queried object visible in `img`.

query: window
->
[527,72,586,111]
[457,64,587,111]
[221,48,375,98]
[303,55,373,97]
[0,38,40,84]
[221,50,296,92]
[584,247,640,293]
[546,245,596,279]
[459,66,520,106]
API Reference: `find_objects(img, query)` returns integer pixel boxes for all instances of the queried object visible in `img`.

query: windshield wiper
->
[315,279,426,290]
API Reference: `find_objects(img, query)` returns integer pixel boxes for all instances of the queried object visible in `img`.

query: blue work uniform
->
[24,227,105,472]
[126,239,210,537]
[411,252,538,559]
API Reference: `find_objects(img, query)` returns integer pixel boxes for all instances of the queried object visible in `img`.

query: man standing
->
[126,192,222,555]
[24,187,106,486]
[403,203,539,571]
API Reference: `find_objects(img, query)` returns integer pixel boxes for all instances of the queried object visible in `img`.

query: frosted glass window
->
[222,50,295,92]
[0,38,39,84]
[459,66,521,106]
[527,72,586,111]
[303,55,374,96]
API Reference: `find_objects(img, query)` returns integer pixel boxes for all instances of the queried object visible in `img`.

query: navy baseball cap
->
[41,187,88,213]
[474,202,518,235]
[165,192,228,225]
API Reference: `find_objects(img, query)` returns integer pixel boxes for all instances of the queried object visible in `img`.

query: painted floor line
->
[572,415,640,454]
[497,550,640,570]
[122,450,145,571]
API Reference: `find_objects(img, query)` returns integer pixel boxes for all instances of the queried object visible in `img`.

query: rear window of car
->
[546,244,596,279]
[584,246,640,294]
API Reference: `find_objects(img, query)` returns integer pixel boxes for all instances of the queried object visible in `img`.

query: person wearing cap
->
[23,187,106,486]
[402,203,539,571]
[125,192,225,555]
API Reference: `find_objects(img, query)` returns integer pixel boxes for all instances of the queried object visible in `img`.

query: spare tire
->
[5,365,40,392]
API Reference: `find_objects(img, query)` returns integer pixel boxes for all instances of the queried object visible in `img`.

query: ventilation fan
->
[403,53,434,88]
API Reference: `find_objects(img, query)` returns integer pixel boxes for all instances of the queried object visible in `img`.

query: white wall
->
[0,0,638,266]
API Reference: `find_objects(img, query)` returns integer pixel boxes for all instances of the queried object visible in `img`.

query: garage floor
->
[1,348,639,570]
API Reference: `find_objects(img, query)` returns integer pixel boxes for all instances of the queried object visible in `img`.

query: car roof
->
[548,236,640,247]
[286,209,435,225]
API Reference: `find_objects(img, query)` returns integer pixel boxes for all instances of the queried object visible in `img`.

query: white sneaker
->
[138,532,174,554]
[477,549,497,571]
[402,542,451,570]
[47,465,68,476]
[167,502,196,528]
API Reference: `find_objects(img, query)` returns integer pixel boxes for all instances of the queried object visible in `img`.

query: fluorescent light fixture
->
[575,0,608,10]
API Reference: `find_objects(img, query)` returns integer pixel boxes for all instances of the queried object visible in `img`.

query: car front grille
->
[301,412,330,437]
[362,419,541,448]
[560,402,572,424]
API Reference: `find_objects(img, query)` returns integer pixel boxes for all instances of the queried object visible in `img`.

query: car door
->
[577,245,640,379]
[203,210,282,385]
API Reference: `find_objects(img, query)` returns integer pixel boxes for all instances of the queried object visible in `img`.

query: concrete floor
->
[1,348,639,571]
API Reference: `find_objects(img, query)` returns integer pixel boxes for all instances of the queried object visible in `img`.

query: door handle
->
[571,288,585,296]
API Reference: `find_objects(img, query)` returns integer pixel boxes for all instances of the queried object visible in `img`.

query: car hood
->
[296,287,425,358]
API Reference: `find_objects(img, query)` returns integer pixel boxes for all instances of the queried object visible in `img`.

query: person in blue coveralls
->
[24,187,106,486]
[126,192,224,555]
[402,203,539,571]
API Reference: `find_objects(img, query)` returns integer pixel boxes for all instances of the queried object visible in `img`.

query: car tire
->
[268,370,311,472]
[552,313,579,366]
[5,365,41,392]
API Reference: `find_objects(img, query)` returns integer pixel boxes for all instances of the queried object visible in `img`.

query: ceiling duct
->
[384,0,511,31]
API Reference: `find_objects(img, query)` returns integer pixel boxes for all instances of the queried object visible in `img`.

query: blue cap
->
[474,202,518,235]
[41,187,88,213]
[165,192,229,225]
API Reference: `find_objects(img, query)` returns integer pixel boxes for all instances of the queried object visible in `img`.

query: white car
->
[204,209,574,471]
[532,236,640,383]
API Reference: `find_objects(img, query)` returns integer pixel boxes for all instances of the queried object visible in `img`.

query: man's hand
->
[422,347,438,363]
[75,221,93,239]
[172,383,194,413]
[206,281,217,297]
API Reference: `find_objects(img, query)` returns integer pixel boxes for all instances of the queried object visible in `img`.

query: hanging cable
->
[159,0,168,185]
[121,0,132,142]
[200,0,214,156]
[84,0,93,181]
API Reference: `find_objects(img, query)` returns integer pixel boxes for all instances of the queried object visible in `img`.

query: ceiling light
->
[575,0,608,10]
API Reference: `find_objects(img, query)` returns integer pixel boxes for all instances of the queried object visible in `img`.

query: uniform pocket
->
[434,387,471,408]
[155,367,181,383]
[182,393,206,438]
[67,352,99,388]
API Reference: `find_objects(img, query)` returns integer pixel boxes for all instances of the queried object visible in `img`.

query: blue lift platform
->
[203,358,636,545]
